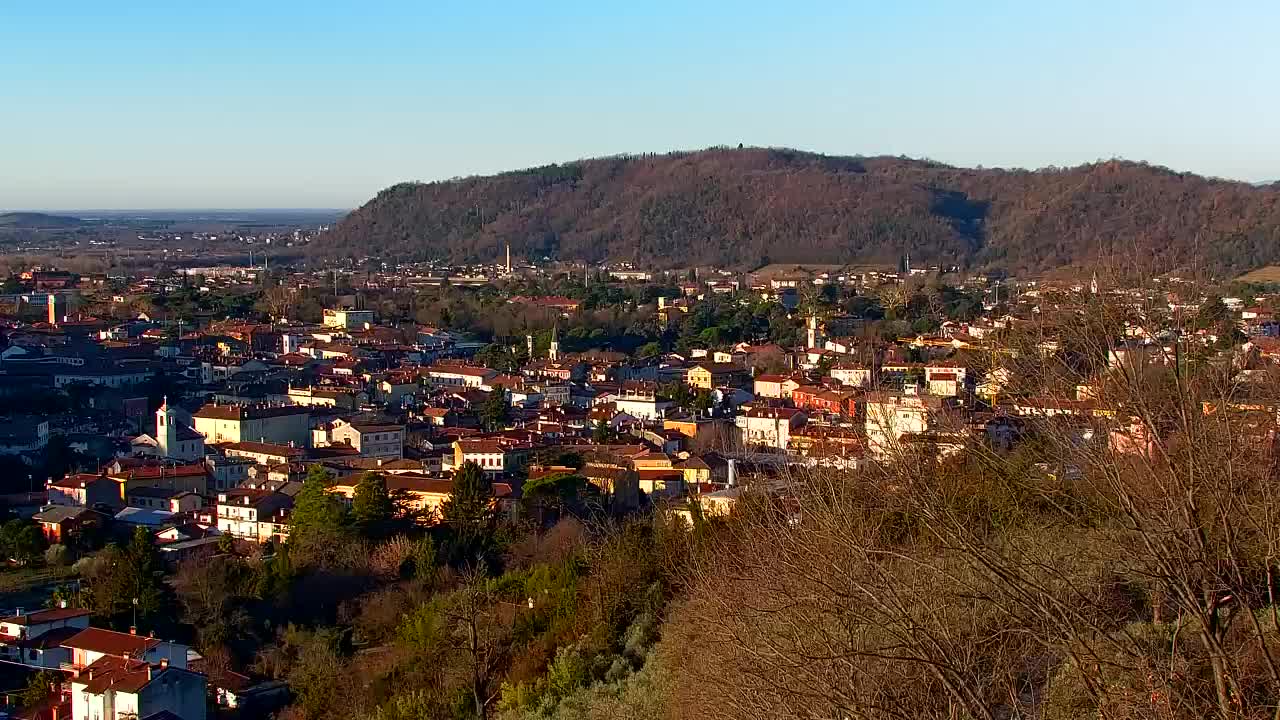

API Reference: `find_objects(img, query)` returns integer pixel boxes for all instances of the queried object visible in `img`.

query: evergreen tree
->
[126,526,166,624]
[479,385,510,431]
[440,462,498,568]
[289,465,348,549]
[253,542,294,602]
[441,462,494,531]
[593,419,612,444]
[352,471,394,536]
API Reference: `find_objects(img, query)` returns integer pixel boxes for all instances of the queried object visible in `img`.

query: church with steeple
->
[155,398,205,461]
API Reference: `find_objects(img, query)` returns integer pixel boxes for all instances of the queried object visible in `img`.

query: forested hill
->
[0,212,83,229]
[312,148,1280,275]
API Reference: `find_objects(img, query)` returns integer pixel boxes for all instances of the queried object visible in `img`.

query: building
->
[192,403,311,446]
[124,486,202,513]
[287,386,360,410]
[792,386,859,416]
[674,453,730,487]
[32,506,105,544]
[829,364,873,388]
[580,459,641,510]
[924,361,969,388]
[32,270,77,290]
[155,399,205,461]
[735,406,807,450]
[753,374,802,399]
[0,607,92,669]
[106,464,211,502]
[687,362,744,390]
[864,389,958,457]
[218,441,306,467]
[113,507,177,529]
[425,365,497,388]
[47,473,120,508]
[377,375,419,406]
[215,490,292,544]
[61,627,189,671]
[204,454,255,493]
[926,372,963,397]
[452,439,531,476]
[322,308,374,330]
[70,655,206,720]
[788,425,865,466]
[608,270,652,282]
[324,419,405,460]
[613,384,673,423]
[52,363,156,389]
[0,415,50,455]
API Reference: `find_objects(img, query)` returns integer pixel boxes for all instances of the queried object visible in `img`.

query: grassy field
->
[1236,265,1280,283]
[0,565,76,605]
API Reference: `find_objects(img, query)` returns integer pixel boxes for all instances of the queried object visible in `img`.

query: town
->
[0,249,1275,720]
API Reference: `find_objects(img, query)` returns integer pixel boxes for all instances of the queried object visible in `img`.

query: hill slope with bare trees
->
[312,147,1280,275]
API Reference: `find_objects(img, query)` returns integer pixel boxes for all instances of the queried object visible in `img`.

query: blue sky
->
[2,1,1276,210]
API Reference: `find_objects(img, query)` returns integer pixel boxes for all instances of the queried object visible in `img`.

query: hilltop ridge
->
[311,147,1280,275]
[0,212,83,229]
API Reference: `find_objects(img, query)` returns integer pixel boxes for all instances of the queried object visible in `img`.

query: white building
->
[325,420,405,459]
[70,656,206,720]
[322,308,374,330]
[155,399,205,461]
[613,385,673,423]
[425,365,496,388]
[864,389,955,457]
[735,407,806,450]
[752,374,801,399]
[0,607,91,669]
[453,439,531,476]
[829,364,873,388]
[216,490,293,544]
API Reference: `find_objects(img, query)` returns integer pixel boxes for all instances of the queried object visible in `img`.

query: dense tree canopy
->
[312,147,1280,276]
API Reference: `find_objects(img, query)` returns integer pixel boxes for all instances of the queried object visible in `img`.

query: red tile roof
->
[77,656,156,694]
[193,403,310,420]
[62,627,158,657]
[0,607,91,626]
[107,464,208,482]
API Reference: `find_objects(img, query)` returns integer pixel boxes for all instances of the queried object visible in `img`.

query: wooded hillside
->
[312,148,1280,275]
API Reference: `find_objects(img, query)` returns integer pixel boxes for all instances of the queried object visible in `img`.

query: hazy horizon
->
[3,150,1273,214]
[5,2,1277,209]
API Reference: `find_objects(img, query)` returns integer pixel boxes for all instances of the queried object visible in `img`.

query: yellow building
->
[192,403,311,446]
[686,362,743,390]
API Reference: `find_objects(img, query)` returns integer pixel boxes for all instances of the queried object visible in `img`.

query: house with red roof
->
[0,607,91,669]
[69,653,206,720]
